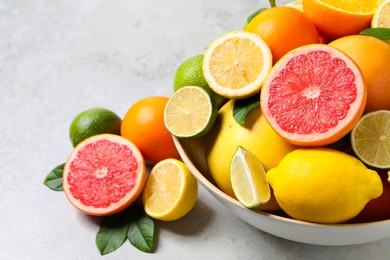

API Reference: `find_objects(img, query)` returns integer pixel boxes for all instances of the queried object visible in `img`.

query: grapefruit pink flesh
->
[261,44,366,146]
[63,134,146,216]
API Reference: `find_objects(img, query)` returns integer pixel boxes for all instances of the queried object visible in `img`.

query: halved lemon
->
[142,158,198,221]
[285,0,303,11]
[230,146,271,208]
[372,0,390,29]
[203,31,272,99]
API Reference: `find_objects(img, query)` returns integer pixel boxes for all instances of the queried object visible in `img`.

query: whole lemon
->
[204,99,296,210]
[267,148,383,223]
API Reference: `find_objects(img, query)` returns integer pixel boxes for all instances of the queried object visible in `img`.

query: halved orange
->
[260,44,367,146]
[302,0,382,40]
[202,31,272,99]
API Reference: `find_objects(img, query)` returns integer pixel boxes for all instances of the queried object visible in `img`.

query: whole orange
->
[329,35,390,113]
[121,96,180,165]
[245,6,319,62]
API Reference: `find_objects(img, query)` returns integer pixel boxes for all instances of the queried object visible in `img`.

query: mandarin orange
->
[121,96,180,165]
[245,6,319,62]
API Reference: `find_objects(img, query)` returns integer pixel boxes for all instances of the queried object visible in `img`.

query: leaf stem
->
[269,0,276,7]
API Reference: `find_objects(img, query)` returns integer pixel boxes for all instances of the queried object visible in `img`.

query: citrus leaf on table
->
[360,28,390,41]
[43,163,64,191]
[96,206,155,255]
[96,210,130,255]
[128,214,154,253]
[233,95,260,125]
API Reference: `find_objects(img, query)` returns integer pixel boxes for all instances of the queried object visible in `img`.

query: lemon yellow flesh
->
[351,110,390,169]
[203,31,272,99]
[164,86,216,138]
[372,0,390,27]
[210,38,264,89]
[285,0,303,11]
[319,0,380,13]
[230,147,271,208]
[142,159,198,221]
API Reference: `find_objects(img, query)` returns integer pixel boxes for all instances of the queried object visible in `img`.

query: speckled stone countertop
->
[1,0,389,259]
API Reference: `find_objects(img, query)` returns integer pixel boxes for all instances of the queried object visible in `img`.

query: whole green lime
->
[69,107,122,147]
[173,54,226,108]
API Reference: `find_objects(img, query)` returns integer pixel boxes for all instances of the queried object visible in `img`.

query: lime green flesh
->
[351,110,390,169]
[69,107,122,147]
[165,86,217,138]
[230,147,271,208]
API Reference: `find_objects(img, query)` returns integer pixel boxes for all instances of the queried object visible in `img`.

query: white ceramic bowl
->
[173,137,390,246]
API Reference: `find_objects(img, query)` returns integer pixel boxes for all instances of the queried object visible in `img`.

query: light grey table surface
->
[1,0,390,259]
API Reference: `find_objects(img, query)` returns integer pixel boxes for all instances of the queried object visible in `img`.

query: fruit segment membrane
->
[268,50,357,134]
[210,37,265,89]
[67,139,138,208]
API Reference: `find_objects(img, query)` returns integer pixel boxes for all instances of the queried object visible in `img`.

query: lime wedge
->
[164,86,217,138]
[230,146,271,208]
[351,110,390,169]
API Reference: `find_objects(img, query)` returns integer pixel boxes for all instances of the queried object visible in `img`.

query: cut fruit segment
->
[142,158,198,221]
[164,86,217,138]
[260,44,366,147]
[302,0,381,39]
[203,31,273,99]
[372,0,390,36]
[351,110,390,169]
[285,0,303,11]
[230,146,271,208]
[63,134,146,216]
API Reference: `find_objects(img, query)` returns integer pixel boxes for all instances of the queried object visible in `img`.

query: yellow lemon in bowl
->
[204,99,296,211]
[267,148,383,223]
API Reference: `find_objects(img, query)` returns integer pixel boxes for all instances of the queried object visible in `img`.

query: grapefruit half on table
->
[260,44,367,146]
[63,134,146,216]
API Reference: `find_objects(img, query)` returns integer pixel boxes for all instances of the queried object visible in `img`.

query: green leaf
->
[128,213,154,253]
[233,95,260,125]
[95,206,155,255]
[43,163,65,191]
[246,8,267,24]
[96,210,131,255]
[360,28,390,41]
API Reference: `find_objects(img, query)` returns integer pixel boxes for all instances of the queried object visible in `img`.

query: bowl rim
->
[173,136,390,228]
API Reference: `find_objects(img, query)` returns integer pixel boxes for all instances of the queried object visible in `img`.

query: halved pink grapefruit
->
[260,44,367,146]
[63,134,146,216]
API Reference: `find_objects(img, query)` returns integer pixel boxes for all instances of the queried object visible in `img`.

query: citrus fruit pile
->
[46,97,200,222]
[163,0,390,224]
[44,1,390,254]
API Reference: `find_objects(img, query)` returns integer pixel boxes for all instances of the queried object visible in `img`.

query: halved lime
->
[230,146,271,208]
[351,110,390,169]
[164,86,217,138]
